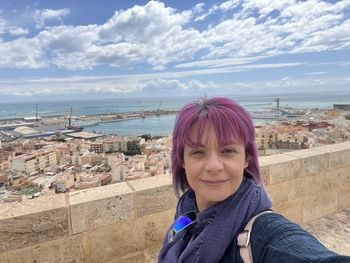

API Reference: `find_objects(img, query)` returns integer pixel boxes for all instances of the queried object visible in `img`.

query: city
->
[1,103,350,203]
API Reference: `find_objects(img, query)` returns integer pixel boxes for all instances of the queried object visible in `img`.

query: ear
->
[244,155,249,169]
[244,159,249,169]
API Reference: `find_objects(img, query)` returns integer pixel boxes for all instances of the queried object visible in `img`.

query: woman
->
[158,97,350,263]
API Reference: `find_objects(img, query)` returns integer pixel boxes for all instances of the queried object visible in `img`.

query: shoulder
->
[249,213,348,263]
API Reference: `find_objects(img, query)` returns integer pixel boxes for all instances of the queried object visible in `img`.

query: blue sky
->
[0,0,349,101]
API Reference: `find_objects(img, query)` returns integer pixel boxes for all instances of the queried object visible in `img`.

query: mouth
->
[199,178,229,185]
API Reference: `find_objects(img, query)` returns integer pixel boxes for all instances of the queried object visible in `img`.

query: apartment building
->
[11,150,57,174]
[0,160,9,173]
[90,143,104,153]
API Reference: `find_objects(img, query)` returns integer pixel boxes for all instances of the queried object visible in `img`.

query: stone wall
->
[0,142,349,263]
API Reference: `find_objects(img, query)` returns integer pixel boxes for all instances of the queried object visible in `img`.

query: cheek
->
[183,163,200,182]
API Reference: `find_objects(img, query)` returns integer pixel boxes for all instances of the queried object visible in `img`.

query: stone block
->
[338,187,350,210]
[106,253,146,263]
[259,165,270,186]
[260,154,301,185]
[265,182,289,207]
[315,145,350,169]
[0,195,68,252]
[329,149,350,169]
[0,252,8,263]
[69,183,134,234]
[144,244,162,263]
[285,149,329,177]
[316,143,350,152]
[302,191,338,224]
[142,209,175,247]
[83,218,145,263]
[336,166,350,185]
[127,176,177,217]
[318,171,339,194]
[6,234,84,263]
[273,200,303,225]
[289,176,321,201]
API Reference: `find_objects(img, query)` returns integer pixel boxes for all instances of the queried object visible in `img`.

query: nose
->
[205,152,223,172]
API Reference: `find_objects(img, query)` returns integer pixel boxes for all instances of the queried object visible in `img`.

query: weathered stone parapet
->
[126,176,176,217]
[0,194,68,253]
[0,143,350,262]
[5,234,84,263]
[69,182,134,234]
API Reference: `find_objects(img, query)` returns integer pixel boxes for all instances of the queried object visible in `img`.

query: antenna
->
[157,101,162,116]
[36,104,38,122]
[68,107,73,127]
[139,100,145,119]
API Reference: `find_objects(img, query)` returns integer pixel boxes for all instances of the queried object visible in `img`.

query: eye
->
[221,148,237,154]
[190,149,205,156]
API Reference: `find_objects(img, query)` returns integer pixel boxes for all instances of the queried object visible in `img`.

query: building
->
[55,173,75,193]
[333,104,350,110]
[0,160,9,173]
[126,137,142,155]
[111,161,127,182]
[90,143,104,153]
[11,149,57,174]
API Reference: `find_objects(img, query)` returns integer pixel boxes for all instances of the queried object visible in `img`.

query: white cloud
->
[304,71,327,75]
[1,74,349,98]
[0,0,350,72]
[99,1,191,43]
[175,56,264,68]
[29,1,202,70]
[0,37,45,68]
[236,76,350,91]
[188,79,216,90]
[219,0,241,12]
[194,0,240,21]
[203,0,350,58]
[8,26,28,36]
[193,3,205,13]
[152,65,166,71]
[293,19,350,52]
[34,8,70,28]
[242,0,296,17]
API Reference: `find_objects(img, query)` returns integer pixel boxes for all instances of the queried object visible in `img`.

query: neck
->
[195,196,217,212]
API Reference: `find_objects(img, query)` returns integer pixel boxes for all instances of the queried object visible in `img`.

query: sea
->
[1,92,349,136]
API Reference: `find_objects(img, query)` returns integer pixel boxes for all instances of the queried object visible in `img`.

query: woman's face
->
[183,124,248,212]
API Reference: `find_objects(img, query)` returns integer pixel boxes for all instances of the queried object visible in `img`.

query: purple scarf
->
[158,176,272,263]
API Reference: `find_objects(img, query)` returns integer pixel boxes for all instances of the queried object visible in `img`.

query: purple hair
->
[171,97,262,197]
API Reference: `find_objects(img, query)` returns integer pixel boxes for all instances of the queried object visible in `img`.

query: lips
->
[199,178,229,185]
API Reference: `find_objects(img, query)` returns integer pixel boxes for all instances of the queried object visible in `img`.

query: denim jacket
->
[220,213,350,263]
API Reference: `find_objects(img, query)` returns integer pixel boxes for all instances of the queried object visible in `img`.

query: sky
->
[0,0,349,101]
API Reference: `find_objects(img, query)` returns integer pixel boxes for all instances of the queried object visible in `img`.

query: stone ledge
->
[0,194,66,220]
[127,176,176,217]
[259,154,301,184]
[313,143,350,169]
[0,194,68,253]
[69,183,135,234]
[5,234,84,263]
[284,149,330,177]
